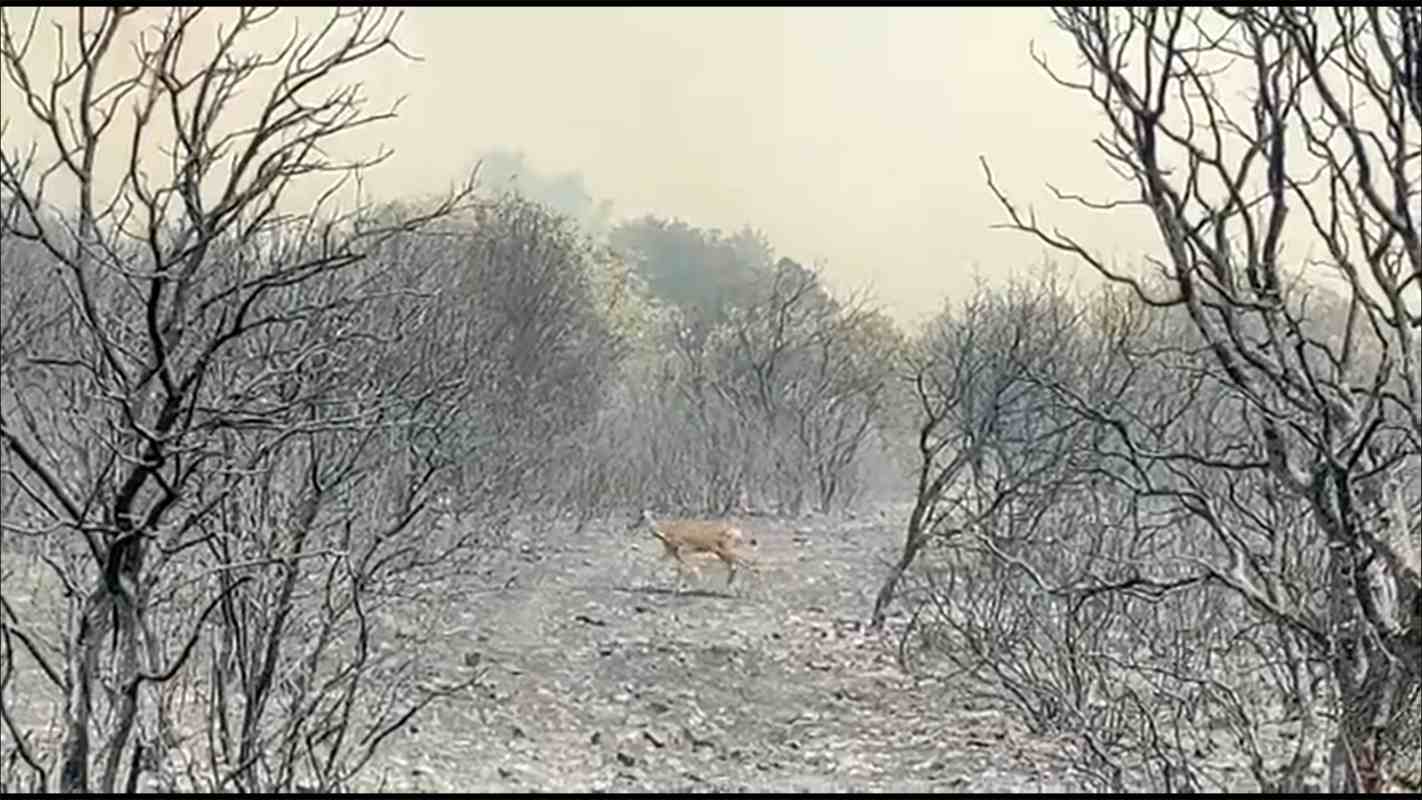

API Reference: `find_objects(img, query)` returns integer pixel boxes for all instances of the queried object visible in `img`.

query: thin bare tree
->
[982,7,1420,792]
[0,7,483,791]
[871,274,1092,629]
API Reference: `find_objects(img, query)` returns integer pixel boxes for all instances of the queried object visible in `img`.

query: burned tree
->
[983,7,1421,792]
[871,275,1092,629]
[0,7,486,792]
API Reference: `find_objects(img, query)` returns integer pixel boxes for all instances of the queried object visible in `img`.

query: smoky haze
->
[379,6,1163,323]
[1,6,1181,323]
[3,8,1419,795]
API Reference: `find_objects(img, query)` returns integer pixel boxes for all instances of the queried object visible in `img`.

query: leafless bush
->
[715,259,902,514]
[891,276,1363,791]
[871,271,1094,628]
[982,7,1420,792]
[358,192,629,531]
[907,480,1333,792]
[0,7,517,792]
[573,258,901,518]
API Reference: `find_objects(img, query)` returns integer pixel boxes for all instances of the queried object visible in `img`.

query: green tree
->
[609,216,771,321]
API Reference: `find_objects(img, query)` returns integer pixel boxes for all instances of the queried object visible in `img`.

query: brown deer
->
[626,510,757,592]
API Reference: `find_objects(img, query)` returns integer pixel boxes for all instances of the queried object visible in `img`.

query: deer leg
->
[722,554,737,587]
[671,554,686,594]
[657,538,684,593]
[672,550,699,594]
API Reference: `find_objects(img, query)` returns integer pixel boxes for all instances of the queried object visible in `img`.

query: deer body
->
[627,510,755,591]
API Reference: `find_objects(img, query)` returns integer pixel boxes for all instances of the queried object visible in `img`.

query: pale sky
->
[3,7,1179,324]
[383,7,1157,323]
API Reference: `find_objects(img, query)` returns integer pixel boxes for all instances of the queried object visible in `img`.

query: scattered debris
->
[351,506,1090,793]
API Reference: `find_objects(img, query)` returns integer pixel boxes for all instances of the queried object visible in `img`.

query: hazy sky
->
[384,7,1158,323]
[3,7,1178,324]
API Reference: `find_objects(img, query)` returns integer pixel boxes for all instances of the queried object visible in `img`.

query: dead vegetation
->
[3,5,1418,795]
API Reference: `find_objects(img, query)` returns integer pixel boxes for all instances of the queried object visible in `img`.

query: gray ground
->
[361,508,1085,793]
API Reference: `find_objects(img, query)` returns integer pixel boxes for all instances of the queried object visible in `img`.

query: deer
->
[625,509,758,593]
